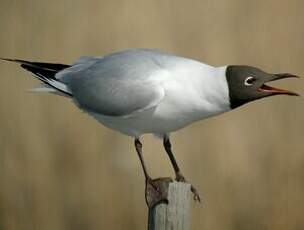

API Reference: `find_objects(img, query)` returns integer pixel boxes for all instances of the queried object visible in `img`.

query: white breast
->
[88,62,230,137]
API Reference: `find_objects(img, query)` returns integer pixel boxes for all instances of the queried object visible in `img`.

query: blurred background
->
[0,0,303,229]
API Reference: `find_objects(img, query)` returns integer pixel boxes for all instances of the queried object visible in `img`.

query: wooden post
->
[148,182,191,230]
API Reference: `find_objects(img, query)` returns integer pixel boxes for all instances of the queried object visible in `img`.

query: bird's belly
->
[87,110,188,137]
[88,102,226,137]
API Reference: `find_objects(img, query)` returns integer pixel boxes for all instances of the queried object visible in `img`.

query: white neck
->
[156,63,231,125]
[189,65,231,119]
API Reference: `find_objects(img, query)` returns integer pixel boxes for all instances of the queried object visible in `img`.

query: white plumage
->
[51,49,231,137]
[2,49,231,137]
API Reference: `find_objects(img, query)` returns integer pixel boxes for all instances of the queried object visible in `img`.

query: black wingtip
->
[0,58,15,62]
[0,58,70,71]
[0,58,28,64]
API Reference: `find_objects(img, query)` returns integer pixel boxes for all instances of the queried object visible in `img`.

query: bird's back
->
[58,49,213,117]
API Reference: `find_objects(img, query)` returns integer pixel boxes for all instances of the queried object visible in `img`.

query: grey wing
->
[59,49,168,116]
[70,76,165,116]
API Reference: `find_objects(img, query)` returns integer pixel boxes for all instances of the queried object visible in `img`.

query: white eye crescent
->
[244,76,256,86]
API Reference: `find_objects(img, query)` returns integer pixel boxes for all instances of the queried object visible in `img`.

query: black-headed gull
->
[1,49,299,206]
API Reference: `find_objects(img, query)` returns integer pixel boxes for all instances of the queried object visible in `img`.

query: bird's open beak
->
[257,73,300,96]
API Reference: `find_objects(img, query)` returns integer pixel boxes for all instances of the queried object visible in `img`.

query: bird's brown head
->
[226,65,299,109]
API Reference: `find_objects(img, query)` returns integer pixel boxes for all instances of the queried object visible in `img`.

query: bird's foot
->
[175,172,201,203]
[145,177,173,208]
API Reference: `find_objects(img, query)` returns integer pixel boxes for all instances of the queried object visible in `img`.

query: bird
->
[1,49,299,207]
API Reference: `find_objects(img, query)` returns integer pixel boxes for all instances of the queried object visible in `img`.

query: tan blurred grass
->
[0,0,303,229]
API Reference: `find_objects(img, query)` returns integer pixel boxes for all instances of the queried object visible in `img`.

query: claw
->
[175,172,186,182]
[145,177,173,208]
[175,172,201,203]
[145,176,201,207]
[191,185,201,203]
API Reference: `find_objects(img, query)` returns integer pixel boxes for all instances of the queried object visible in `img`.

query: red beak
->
[258,73,300,96]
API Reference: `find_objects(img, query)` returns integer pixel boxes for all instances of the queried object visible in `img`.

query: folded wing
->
[60,49,167,117]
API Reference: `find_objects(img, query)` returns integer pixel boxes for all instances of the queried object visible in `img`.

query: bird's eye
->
[244,76,256,86]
